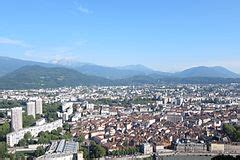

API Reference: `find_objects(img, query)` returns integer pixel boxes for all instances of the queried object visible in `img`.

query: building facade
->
[37,140,83,160]
[35,98,43,115]
[175,142,207,152]
[140,143,153,155]
[27,102,36,118]
[7,119,63,147]
[11,107,23,132]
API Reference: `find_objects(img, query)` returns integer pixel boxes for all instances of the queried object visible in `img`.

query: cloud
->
[77,5,92,14]
[0,37,30,47]
[23,40,87,63]
[24,49,81,65]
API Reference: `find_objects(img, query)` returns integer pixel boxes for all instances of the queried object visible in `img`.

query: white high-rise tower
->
[11,107,23,131]
[27,102,36,118]
[35,98,43,115]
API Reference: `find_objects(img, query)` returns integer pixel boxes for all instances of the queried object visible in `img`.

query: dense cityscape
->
[0,84,240,159]
[1,1,240,160]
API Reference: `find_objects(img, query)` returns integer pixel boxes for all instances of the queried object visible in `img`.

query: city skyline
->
[0,0,240,72]
[1,1,240,159]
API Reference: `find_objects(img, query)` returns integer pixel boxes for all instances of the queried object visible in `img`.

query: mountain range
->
[51,59,170,79]
[0,56,239,89]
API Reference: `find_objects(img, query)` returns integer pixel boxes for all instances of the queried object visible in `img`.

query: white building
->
[86,103,94,110]
[62,102,73,112]
[11,107,23,132]
[37,140,83,160]
[140,143,153,155]
[27,102,36,118]
[63,112,69,121]
[66,106,73,115]
[7,119,63,147]
[61,102,74,122]
[71,112,81,122]
[165,112,183,123]
[35,98,43,115]
[36,118,46,126]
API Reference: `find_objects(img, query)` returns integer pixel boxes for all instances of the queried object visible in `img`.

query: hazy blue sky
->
[0,0,240,72]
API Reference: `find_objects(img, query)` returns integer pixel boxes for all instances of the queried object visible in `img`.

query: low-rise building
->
[140,143,153,155]
[37,140,83,160]
[175,142,207,152]
[7,119,63,147]
[36,118,46,126]
[224,143,240,154]
[210,143,224,153]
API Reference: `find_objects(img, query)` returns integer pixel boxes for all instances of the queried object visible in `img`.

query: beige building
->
[210,143,224,153]
[224,143,240,154]
[175,142,207,152]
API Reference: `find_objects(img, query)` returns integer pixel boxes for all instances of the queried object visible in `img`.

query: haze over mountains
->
[51,59,170,79]
[0,56,239,89]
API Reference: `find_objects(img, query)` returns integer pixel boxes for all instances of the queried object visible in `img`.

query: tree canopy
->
[223,124,240,142]
[34,146,45,157]
[43,103,61,122]
[0,121,10,141]
[23,113,36,127]
[0,142,7,158]
[0,100,21,109]
[89,142,106,158]
[37,129,72,144]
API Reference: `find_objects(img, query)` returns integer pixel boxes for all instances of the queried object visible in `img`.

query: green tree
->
[43,103,61,122]
[24,132,32,140]
[0,121,10,141]
[38,136,50,144]
[0,100,21,108]
[9,152,26,160]
[51,129,58,135]
[63,123,70,131]
[35,114,42,120]
[0,112,5,118]
[223,124,240,142]
[37,130,72,144]
[90,142,106,158]
[79,146,89,160]
[23,113,36,127]
[62,132,72,140]
[17,139,27,147]
[0,142,7,158]
[78,135,84,143]
[57,127,62,133]
[34,146,45,157]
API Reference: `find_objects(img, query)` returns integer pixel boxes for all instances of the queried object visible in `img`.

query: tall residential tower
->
[35,98,43,115]
[27,102,36,118]
[11,107,23,131]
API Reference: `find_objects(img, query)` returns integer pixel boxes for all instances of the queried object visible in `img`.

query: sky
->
[0,0,240,73]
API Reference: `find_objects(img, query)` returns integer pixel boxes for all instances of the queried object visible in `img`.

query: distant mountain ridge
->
[52,60,165,79]
[0,56,56,76]
[0,56,236,89]
[74,64,148,79]
[54,59,239,79]
[174,66,240,78]
[0,65,239,89]
[0,65,112,89]
[116,64,156,73]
